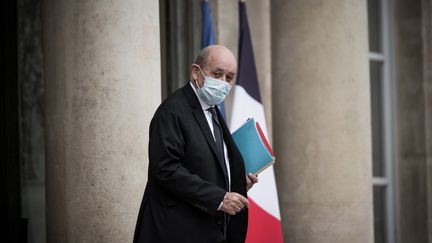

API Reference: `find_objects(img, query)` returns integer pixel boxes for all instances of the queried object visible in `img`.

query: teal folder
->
[231,118,275,174]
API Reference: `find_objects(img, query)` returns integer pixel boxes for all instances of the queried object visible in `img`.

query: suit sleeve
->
[148,108,226,215]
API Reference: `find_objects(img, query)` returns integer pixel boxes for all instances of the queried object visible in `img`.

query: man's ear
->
[191,64,199,81]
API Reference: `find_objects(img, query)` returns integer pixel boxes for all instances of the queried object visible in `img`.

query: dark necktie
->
[208,107,230,239]
[208,107,225,162]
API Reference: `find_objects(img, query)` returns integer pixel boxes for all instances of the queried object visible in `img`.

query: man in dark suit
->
[133,45,258,243]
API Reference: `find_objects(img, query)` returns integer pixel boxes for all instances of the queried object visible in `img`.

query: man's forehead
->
[206,55,237,72]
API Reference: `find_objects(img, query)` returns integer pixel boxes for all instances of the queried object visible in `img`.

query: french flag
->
[230,2,284,243]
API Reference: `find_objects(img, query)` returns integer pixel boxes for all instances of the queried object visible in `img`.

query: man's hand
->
[220,192,249,215]
[246,173,258,191]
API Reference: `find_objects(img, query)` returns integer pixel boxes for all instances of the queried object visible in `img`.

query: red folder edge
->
[255,122,274,156]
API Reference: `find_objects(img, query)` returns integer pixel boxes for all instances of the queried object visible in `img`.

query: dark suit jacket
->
[133,83,248,243]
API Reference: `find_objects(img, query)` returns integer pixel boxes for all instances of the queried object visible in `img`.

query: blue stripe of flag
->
[201,0,227,118]
[201,0,216,47]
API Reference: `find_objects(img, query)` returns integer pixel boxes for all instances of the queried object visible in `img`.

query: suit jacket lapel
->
[183,84,229,181]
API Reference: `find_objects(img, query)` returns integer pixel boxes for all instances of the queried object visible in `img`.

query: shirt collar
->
[190,81,212,111]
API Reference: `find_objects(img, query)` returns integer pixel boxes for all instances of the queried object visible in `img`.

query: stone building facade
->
[3,0,431,242]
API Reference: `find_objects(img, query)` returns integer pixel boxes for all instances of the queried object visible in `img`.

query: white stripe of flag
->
[230,2,283,242]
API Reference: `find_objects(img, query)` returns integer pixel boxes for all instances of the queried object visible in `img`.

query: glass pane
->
[370,61,385,177]
[367,0,382,52]
[373,186,387,243]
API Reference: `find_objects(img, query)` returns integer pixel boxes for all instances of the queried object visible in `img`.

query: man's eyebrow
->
[213,67,235,75]
[212,67,225,72]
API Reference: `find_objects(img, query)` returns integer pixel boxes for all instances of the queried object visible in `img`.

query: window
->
[367,0,396,242]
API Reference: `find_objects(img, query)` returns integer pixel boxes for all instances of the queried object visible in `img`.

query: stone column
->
[271,1,373,242]
[422,0,432,240]
[42,0,160,242]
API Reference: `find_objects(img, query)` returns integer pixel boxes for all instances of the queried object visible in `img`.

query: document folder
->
[231,118,275,174]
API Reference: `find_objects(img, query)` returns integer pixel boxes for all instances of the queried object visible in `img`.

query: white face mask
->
[195,66,232,106]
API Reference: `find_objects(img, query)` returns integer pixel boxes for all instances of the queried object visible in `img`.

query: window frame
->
[368,0,398,242]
